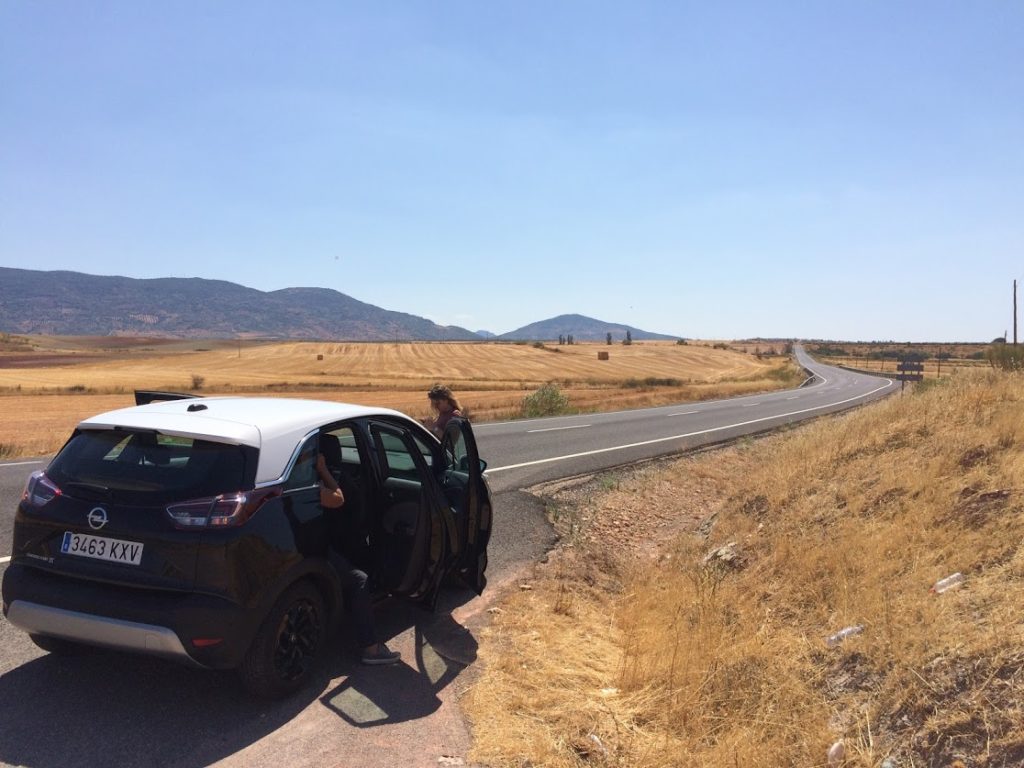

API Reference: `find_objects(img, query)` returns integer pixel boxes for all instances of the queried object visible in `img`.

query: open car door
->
[368,421,455,605]
[440,418,492,594]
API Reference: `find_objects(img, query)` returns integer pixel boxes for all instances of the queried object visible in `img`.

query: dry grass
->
[464,370,1024,767]
[0,339,801,457]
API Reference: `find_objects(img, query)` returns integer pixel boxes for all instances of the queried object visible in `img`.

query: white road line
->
[527,424,591,433]
[742,402,760,407]
[669,411,699,416]
[1,460,44,467]
[0,556,11,564]
[786,396,799,400]
[487,379,894,474]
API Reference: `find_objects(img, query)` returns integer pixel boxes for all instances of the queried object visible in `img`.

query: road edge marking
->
[526,425,591,433]
[487,378,893,474]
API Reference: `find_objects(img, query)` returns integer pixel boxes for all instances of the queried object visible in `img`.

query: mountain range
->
[0,267,679,342]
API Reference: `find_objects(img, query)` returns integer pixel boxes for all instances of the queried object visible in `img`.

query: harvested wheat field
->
[0,338,801,458]
[0,338,782,391]
[465,370,1024,767]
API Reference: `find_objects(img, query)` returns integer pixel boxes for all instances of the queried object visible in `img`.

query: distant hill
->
[499,313,679,342]
[0,267,479,341]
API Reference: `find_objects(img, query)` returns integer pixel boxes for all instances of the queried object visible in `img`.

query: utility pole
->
[1014,279,1018,346]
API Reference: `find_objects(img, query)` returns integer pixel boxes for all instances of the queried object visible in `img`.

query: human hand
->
[320,486,345,509]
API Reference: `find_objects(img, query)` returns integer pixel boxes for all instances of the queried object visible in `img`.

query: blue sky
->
[2,2,1021,341]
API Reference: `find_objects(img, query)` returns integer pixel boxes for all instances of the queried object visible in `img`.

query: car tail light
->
[166,487,281,529]
[191,637,224,648]
[22,470,62,508]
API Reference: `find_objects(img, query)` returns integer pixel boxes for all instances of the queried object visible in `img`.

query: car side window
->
[370,425,422,483]
[411,432,434,470]
[443,425,470,474]
[284,435,318,491]
[319,425,364,483]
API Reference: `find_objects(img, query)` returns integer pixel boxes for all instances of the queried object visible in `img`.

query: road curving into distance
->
[475,345,898,493]
[0,345,899,768]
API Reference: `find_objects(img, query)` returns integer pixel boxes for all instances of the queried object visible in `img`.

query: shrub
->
[986,343,1024,371]
[623,377,683,388]
[191,374,206,390]
[810,344,847,357]
[521,382,570,418]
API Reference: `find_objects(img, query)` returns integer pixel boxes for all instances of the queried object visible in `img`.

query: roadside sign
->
[897,359,925,390]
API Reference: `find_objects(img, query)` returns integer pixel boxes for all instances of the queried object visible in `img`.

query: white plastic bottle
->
[826,625,864,647]
[930,572,964,594]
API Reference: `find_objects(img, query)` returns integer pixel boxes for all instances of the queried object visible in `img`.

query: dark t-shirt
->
[431,409,462,437]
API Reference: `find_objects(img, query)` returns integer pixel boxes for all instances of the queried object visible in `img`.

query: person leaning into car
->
[316,436,401,666]
[425,383,463,438]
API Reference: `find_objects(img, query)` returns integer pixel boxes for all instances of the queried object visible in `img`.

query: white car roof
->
[77,396,423,485]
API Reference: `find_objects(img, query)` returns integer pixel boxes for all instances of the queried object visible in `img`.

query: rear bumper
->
[2,561,254,669]
[6,600,199,665]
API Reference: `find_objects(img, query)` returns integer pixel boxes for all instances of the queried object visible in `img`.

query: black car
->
[2,394,492,697]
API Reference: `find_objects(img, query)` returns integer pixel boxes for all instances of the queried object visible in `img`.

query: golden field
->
[464,369,1024,767]
[0,336,801,457]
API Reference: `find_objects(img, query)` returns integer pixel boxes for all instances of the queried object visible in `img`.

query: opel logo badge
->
[87,507,108,531]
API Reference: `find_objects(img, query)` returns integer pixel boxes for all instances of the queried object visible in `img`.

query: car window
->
[284,435,318,491]
[443,423,471,474]
[318,425,365,482]
[411,432,434,470]
[371,425,422,483]
[47,429,255,504]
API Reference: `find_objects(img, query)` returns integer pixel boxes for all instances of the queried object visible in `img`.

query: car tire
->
[238,581,326,699]
[29,633,89,655]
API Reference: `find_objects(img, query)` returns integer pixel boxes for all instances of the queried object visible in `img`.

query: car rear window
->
[47,429,257,504]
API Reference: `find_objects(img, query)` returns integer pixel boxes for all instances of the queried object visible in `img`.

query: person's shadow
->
[319,588,480,727]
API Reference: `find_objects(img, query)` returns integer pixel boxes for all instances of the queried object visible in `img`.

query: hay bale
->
[598,351,609,361]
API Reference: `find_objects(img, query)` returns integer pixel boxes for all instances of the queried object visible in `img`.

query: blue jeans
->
[327,548,376,649]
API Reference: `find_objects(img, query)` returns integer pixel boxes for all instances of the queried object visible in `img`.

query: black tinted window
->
[371,426,423,483]
[48,429,256,504]
[284,435,318,491]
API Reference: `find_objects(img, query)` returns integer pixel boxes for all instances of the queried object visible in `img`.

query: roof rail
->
[134,390,200,406]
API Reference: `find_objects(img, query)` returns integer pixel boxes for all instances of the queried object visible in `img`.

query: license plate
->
[60,531,144,565]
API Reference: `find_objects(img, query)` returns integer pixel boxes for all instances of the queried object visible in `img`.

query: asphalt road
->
[475,345,896,491]
[0,349,896,767]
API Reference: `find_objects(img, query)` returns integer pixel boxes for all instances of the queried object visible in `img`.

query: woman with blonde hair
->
[426,383,463,437]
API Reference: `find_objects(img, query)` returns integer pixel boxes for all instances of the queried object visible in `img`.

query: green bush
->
[623,377,683,388]
[521,382,571,418]
[986,344,1024,371]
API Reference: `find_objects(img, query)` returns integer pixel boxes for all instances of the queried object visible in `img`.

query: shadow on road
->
[0,591,479,768]
[322,598,478,728]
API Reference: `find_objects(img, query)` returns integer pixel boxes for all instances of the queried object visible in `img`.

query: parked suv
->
[2,393,491,697]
